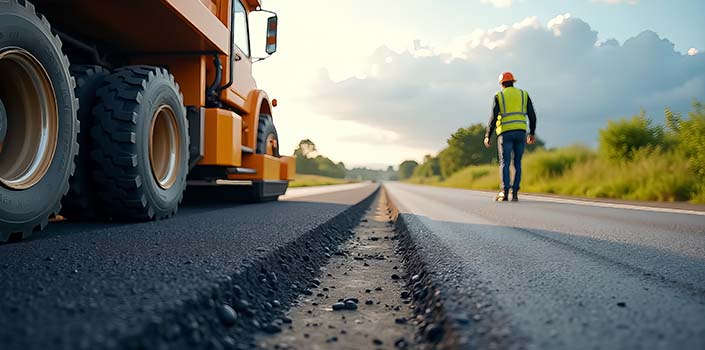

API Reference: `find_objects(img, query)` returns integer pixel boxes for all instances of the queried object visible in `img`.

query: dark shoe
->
[511,191,519,202]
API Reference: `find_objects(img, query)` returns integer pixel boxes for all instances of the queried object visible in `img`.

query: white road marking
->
[519,194,705,216]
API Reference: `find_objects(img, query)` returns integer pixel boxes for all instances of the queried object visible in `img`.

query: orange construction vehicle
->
[0,0,295,241]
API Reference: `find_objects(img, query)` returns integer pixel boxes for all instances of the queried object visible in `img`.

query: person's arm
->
[527,96,537,135]
[485,95,500,141]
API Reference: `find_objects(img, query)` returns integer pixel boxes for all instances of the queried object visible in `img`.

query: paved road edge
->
[114,185,381,350]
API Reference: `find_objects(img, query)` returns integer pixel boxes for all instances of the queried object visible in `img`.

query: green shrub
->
[599,111,665,161]
[666,102,705,178]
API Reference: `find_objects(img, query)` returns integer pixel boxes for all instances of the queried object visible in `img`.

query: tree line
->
[294,139,398,180]
[398,124,544,180]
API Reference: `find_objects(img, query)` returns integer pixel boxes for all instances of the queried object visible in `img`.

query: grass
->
[408,146,705,203]
[289,174,355,188]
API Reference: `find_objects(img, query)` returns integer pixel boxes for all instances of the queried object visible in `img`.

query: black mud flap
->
[251,180,289,202]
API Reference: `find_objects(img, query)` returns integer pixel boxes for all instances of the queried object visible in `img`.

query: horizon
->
[254,0,704,169]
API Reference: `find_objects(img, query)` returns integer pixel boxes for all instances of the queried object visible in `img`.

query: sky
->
[252,0,705,169]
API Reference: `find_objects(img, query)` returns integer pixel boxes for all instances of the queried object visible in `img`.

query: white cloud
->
[309,14,705,151]
[481,0,513,8]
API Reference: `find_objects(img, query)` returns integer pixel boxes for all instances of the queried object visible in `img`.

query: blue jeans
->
[497,130,526,192]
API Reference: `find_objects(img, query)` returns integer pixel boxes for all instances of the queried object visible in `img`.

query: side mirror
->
[265,16,278,55]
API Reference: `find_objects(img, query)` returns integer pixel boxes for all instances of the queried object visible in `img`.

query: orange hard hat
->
[499,72,516,84]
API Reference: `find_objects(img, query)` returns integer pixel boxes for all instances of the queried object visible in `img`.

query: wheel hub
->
[149,105,181,190]
[0,48,59,190]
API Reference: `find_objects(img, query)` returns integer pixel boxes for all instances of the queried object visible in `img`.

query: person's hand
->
[484,137,491,148]
[527,134,536,145]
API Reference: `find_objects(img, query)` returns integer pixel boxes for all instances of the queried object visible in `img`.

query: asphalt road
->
[0,183,378,350]
[385,182,705,350]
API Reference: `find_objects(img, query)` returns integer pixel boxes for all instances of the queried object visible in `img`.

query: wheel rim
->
[0,48,59,190]
[149,105,181,190]
[265,134,278,156]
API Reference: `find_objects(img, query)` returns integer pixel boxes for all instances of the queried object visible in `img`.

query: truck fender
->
[247,89,274,149]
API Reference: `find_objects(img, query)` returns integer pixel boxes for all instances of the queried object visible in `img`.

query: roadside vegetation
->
[290,174,355,188]
[401,101,705,203]
[292,139,397,187]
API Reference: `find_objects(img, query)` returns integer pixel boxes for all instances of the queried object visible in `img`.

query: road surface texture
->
[258,191,415,350]
[385,182,705,350]
[0,183,378,350]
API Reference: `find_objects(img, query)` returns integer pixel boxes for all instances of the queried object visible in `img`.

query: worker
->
[484,72,537,202]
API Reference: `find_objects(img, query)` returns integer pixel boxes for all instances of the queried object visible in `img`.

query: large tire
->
[252,114,283,202]
[91,66,188,221]
[0,0,78,241]
[61,65,109,221]
[256,114,280,157]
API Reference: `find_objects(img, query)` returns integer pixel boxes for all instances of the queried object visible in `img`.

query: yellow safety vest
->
[495,87,529,135]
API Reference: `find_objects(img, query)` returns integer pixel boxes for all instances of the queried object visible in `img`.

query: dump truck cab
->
[0,0,293,241]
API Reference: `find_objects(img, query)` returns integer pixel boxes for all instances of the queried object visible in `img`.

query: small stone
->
[411,274,420,282]
[365,300,374,305]
[332,302,346,311]
[302,289,313,296]
[375,287,383,291]
[281,316,293,324]
[365,289,372,293]
[262,323,282,334]
[344,301,358,310]
[617,302,626,307]
[394,337,409,349]
[426,324,444,342]
[401,291,410,299]
[395,317,407,324]
[344,297,359,304]
[216,304,237,326]
[373,338,383,345]
[326,336,338,343]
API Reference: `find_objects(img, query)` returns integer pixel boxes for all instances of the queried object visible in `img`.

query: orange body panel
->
[32,0,288,184]
[229,155,282,181]
[33,0,229,53]
[201,109,242,166]
[280,157,296,181]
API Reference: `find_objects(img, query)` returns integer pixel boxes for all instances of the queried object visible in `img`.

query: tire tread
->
[90,66,186,221]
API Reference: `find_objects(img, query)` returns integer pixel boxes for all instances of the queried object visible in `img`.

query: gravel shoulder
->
[257,190,415,350]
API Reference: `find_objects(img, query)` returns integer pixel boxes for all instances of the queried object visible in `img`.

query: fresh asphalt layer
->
[0,183,378,350]
[385,182,705,350]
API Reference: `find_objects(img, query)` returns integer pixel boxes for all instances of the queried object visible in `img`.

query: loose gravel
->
[257,190,415,350]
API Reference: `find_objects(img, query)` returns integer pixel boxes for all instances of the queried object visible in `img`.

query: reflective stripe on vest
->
[496,87,528,135]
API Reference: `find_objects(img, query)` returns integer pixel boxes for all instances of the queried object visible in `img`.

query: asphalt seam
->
[113,186,380,350]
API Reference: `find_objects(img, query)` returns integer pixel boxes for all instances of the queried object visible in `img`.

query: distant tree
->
[398,160,419,179]
[294,139,346,178]
[387,166,400,181]
[599,111,665,161]
[413,155,441,178]
[439,124,493,178]
[296,139,318,158]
